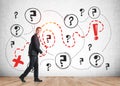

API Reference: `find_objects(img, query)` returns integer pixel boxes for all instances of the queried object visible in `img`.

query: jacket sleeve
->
[32,35,43,54]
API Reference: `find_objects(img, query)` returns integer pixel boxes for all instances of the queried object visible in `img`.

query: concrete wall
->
[0,0,120,76]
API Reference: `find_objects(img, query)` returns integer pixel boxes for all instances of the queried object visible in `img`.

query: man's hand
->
[40,50,43,54]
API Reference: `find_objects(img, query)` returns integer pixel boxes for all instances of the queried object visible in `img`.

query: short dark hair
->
[36,27,41,31]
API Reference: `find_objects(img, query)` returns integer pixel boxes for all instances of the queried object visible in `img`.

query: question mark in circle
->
[14,26,20,35]
[94,55,100,66]
[88,44,92,51]
[79,8,85,16]
[60,55,67,67]
[69,16,74,26]
[66,35,71,43]
[46,63,51,71]
[14,11,18,19]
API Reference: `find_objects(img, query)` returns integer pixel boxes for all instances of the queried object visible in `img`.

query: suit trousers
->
[20,55,38,79]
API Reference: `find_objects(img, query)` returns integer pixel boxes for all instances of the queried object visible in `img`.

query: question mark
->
[69,16,74,26]
[88,44,92,51]
[105,63,110,70]
[80,58,84,65]
[94,55,100,66]
[14,26,20,35]
[66,35,71,43]
[79,8,85,16]
[11,41,15,48]
[14,11,18,19]
[46,63,51,71]
[46,35,51,43]
[30,10,36,21]
[92,8,97,16]
[60,55,67,67]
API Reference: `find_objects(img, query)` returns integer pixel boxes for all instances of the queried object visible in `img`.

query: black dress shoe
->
[34,78,42,82]
[19,76,26,82]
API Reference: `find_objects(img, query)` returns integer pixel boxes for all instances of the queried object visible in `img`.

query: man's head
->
[36,27,42,36]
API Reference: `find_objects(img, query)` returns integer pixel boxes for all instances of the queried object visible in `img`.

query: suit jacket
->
[28,34,42,56]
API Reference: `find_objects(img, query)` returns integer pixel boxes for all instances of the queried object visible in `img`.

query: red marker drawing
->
[93,23,98,40]
[12,55,24,67]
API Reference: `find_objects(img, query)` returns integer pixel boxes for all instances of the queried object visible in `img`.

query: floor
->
[0,77,120,86]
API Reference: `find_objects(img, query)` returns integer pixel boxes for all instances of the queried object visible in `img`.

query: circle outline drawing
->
[25,8,41,24]
[64,14,79,28]
[10,24,24,37]
[55,52,71,69]
[89,52,104,68]
[88,6,101,19]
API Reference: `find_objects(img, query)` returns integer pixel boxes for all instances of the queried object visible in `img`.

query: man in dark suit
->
[19,27,43,82]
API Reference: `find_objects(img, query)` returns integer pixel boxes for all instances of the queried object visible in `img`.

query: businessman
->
[19,27,43,82]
